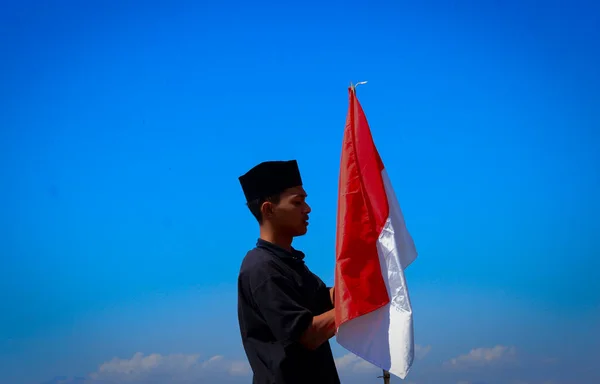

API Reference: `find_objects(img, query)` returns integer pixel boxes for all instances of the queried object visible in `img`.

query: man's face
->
[265,186,311,237]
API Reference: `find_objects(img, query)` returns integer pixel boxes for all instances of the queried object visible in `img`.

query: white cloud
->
[335,344,432,373]
[43,346,433,384]
[85,352,250,383]
[227,360,252,376]
[335,353,380,373]
[444,345,517,370]
[45,344,584,384]
[415,344,432,360]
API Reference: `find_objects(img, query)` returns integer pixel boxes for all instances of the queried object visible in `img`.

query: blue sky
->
[1,0,599,383]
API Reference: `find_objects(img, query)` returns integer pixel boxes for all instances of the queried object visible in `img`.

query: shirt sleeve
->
[251,267,314,344]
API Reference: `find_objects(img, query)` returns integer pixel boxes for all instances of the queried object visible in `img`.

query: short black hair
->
[247,194,281,224]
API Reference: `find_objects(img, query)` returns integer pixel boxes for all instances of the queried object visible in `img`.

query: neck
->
[259,226,293,251]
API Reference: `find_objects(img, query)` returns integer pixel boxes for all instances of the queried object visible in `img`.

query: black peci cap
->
[239,160,303,202]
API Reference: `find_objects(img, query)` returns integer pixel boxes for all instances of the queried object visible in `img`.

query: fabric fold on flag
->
[334,86,418,379]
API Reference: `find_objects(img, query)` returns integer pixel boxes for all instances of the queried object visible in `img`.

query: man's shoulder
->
[240,246,270,269]
[239,246,277,275]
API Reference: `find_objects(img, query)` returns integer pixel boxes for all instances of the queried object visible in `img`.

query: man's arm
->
[251,268,336,351]
[299,308,336,350]
[329,286,335,307]
[297,286,337,351]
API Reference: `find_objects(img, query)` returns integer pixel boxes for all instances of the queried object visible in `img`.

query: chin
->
[294,226,308,237]
[287,221,309,237]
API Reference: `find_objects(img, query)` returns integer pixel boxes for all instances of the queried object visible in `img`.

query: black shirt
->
[237,239,341,384]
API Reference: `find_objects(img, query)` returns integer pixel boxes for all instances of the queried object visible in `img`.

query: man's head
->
[239,160,311,237]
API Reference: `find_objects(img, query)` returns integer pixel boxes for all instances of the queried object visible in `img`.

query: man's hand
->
[329,287,335,307]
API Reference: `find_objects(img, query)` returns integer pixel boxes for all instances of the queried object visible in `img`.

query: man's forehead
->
[282,186,307,197]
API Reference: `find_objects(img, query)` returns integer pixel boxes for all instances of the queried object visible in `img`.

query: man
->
[237,160,340,384]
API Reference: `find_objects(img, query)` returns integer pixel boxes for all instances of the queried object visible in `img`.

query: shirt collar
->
[256,238,306,263]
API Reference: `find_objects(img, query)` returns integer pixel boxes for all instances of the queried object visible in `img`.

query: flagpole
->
[350,80,368,93]
[383,370,391,384]
[377,370,391,383]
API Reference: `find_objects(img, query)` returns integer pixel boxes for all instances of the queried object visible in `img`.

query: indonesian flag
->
[334,85,418,379]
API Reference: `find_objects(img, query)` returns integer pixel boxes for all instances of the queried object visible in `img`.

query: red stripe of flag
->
[334,86,390,328]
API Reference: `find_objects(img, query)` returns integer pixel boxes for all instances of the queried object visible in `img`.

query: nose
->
[304,202,311,214]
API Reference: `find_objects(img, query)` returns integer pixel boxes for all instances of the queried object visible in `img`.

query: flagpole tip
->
[349,81,368,92]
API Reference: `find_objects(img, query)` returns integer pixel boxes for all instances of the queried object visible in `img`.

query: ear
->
[260,201,274,220]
